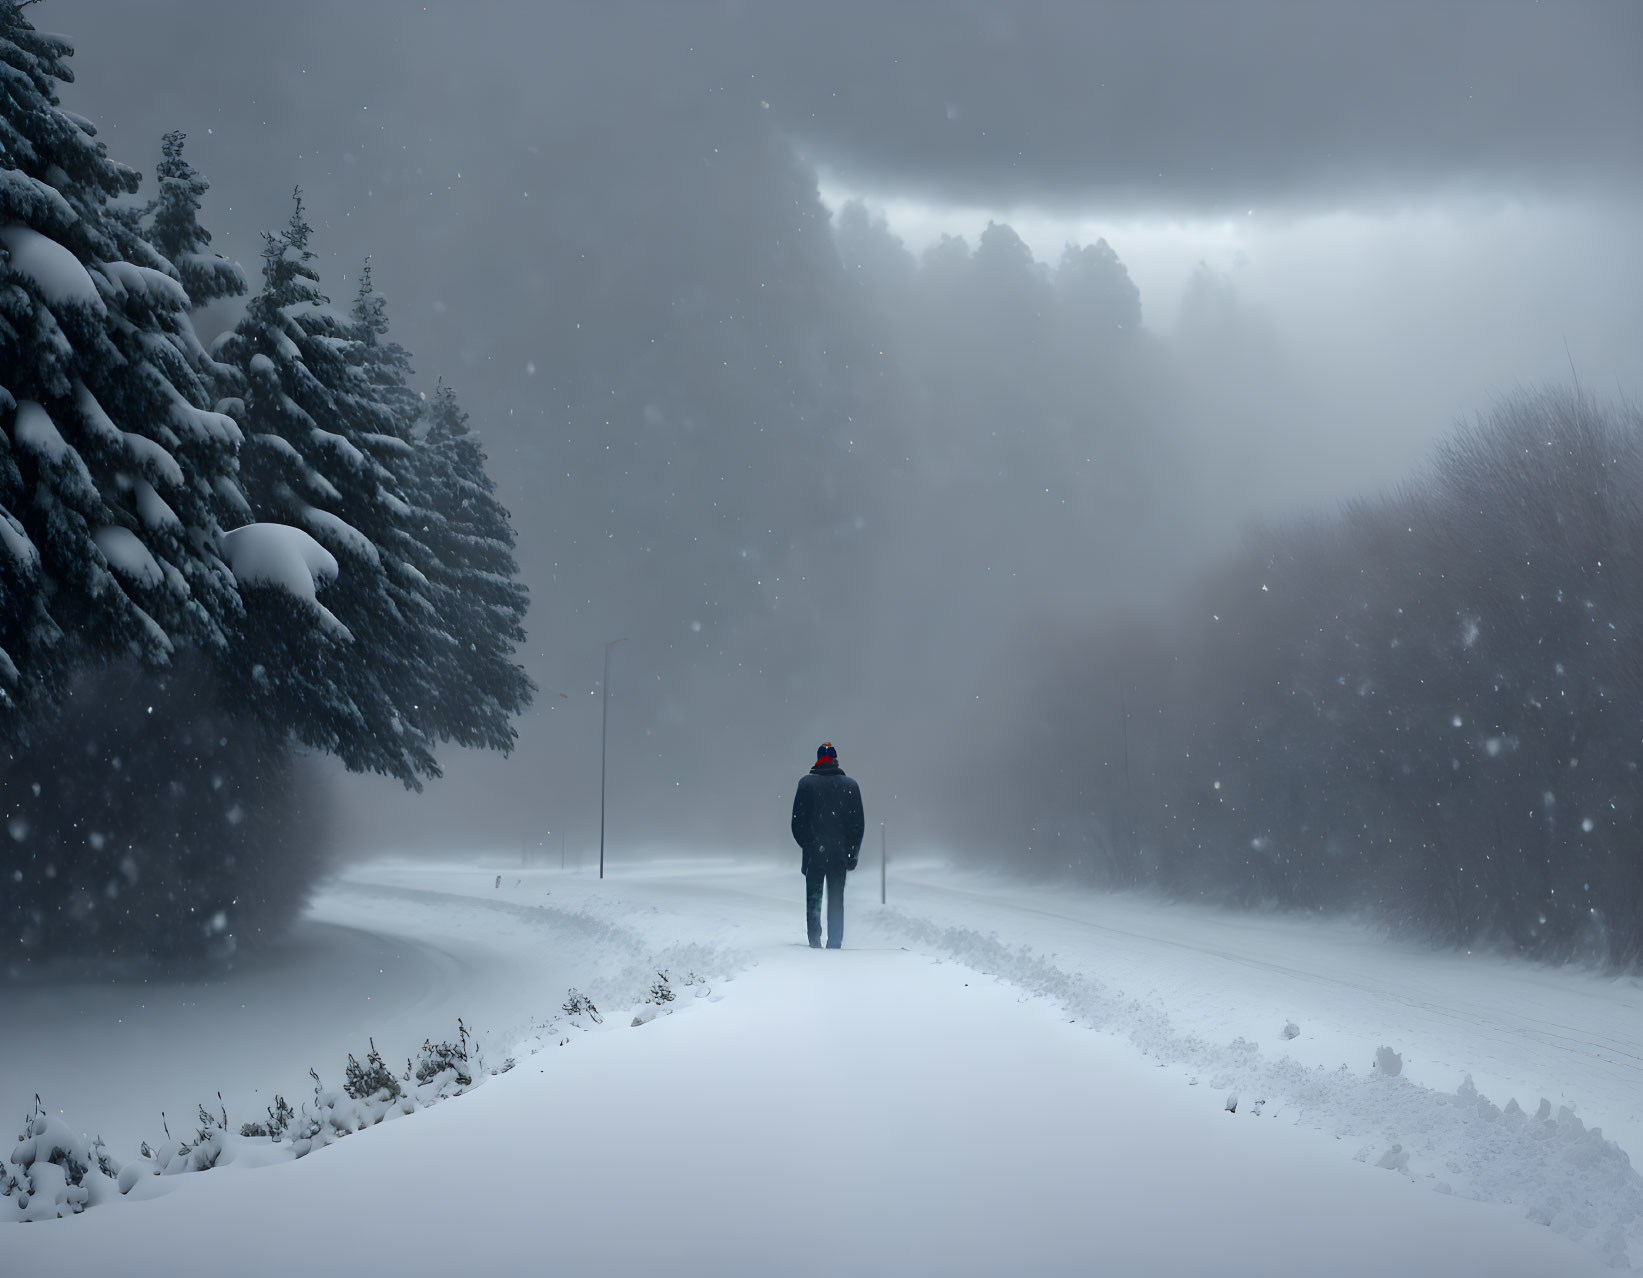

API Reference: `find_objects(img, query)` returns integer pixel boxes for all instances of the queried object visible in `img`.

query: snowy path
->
[5,856,1640,1274]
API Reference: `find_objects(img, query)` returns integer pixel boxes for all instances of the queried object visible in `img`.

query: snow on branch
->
[12,401,97,503]
[119,432,184,489]
[221,522,350,639]
[92,527,163,590]
[0,171,77,230]
[222,522,337,596]
[300,506,379,566]
[0,223,105,315]
[0,509,38,570]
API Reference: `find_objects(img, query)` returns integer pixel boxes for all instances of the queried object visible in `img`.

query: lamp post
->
[599,636,628,880]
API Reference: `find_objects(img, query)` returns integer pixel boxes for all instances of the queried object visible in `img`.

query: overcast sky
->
[42,0,1643,860]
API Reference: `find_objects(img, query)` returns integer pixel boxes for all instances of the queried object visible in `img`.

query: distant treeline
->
[1014,389,1643,966]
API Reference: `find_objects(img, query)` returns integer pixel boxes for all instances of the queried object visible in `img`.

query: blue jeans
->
[805,867,846,948]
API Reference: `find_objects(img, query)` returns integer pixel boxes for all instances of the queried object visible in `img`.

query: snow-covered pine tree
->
[349,260,420,439]
[144,129,245,309]
[213,193,439,787]
[0,4,244,720]
[344,261,461,722]
[0,3,321,966]
[416,379,533,750]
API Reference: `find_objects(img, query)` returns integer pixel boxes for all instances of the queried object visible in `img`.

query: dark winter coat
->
[791,762,865,876]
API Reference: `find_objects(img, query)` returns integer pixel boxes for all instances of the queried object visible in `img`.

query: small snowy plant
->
[185,1099,229,1172]
[119,1098,227,1183]
[7,961,705,1217]
[267,1094,295,1137]
[344,1037,402,1102]
[3,1098,102,1221]
[285,1070,329,1158]
[414,1018,476,1094]
[239,1093,294,1139]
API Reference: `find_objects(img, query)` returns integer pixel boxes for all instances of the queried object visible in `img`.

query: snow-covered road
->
[5,855,1641,1274]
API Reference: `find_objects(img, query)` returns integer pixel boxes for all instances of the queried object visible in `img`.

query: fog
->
[46,0,1642,865]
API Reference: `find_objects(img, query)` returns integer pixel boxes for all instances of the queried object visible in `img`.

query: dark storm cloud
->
[55,2,1641,219]
[745,0,1643,210]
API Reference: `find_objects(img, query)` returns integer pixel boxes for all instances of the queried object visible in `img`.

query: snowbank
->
[872,905,1643,1269]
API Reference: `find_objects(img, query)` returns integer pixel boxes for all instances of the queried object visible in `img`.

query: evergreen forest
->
[0,7,532,966]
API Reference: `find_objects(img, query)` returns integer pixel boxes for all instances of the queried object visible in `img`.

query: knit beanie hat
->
[816,742,837,763]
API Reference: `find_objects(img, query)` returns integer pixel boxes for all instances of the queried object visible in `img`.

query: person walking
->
[790,742,865,949]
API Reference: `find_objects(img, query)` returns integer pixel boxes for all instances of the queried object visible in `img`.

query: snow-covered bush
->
[344,1038,401,1102]
[284,1021,489,1160]
[115,1099,227,1188]
[239,1094,294,1140]
[3,1105,89,1220]
[286,1064,411,1159]
[413,1018,476,1094]
[1,1099,125,1221]
[5,959,712,1216]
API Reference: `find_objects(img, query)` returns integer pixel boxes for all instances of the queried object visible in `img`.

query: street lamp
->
[599,636,628,880]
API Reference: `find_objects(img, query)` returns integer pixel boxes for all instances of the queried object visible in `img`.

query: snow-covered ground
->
[6,855,1642,1275]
